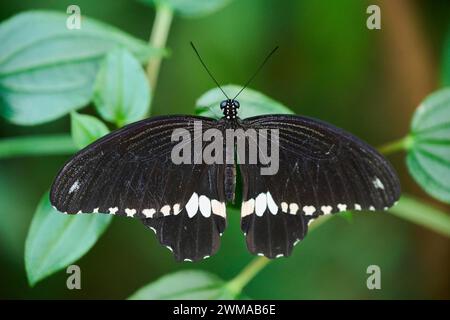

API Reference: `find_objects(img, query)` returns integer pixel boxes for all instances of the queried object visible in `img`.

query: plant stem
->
[225,215,333,297]
[390,194,450,237]
[226,256,270,297]
[378,135,413,155]
[146,2,173,92]
[0,134,77,158]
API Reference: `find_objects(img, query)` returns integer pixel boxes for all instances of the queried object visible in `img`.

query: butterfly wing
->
[50,115,227,262]
[239,114,401,258]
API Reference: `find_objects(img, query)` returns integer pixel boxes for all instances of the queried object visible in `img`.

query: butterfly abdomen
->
[224,163,236,202]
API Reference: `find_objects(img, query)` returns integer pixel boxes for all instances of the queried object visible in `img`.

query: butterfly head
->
[220,99,240,120]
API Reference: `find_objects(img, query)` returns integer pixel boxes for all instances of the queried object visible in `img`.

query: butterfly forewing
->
[50,115,227,262]
[238,115,401,258]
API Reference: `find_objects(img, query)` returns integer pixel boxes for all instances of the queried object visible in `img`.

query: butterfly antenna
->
[233,46,279,100]
[190,42,230,100]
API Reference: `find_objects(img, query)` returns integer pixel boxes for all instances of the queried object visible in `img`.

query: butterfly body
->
[222,104,241,203]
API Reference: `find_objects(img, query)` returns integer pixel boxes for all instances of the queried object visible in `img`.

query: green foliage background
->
[0,0,449,299]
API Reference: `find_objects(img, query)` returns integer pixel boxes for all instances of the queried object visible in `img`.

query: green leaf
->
[129,270,240,300]
[407,88,450,203]
[196,85,294,119]
[140,0,232,18]
[71,112,109,149]
[93,48,151,127]
[0,10,161,125]
[25,192,112,286]
[390,194,450,237]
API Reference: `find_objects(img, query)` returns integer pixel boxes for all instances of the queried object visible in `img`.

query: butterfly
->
[50,44,401,262]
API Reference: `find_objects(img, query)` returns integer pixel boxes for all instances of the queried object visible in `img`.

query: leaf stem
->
[0,134,77,158]
[146,2,173,92]
[225,256,270,297]
[378,135,414,155]
[390,194,450,237]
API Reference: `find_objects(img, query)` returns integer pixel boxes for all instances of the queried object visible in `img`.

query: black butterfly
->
[50,45,401,262]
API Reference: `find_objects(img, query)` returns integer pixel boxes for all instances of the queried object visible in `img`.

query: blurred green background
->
[0,0,449,299]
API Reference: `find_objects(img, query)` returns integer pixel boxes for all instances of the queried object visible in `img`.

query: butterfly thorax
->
[220,99,240,120]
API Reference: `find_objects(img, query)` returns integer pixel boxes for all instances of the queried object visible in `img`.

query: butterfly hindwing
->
[50,115,227,262]
[143,163,227,261]
[239,114,401,258]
